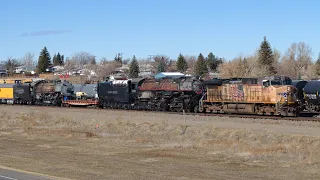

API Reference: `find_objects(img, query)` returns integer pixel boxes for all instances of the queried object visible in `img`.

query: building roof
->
[154,72,186,79]
[157,72,185,76]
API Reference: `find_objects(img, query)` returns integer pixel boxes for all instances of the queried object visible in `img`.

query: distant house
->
[52,66,64,72]
[0,64,6,75]
[154,72,185,79]
[14,65,35,74]
[139,70,153,77]
[79,68,96,76]
[115,65,129,73]
[138,63,154,77]
[0,64,5,70]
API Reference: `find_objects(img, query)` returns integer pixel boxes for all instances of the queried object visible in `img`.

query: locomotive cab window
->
[262,80,270,87]
[271,80,282,85]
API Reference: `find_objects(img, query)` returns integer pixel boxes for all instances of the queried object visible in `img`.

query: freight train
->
[1,75,320,117]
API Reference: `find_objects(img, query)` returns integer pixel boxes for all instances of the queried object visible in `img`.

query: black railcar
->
[291,80,309,106]
[98,80,134,109]
[301,80,320,112]
[13,83,32,104]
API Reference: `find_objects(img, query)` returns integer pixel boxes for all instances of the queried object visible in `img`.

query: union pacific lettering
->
[107,91,118,94]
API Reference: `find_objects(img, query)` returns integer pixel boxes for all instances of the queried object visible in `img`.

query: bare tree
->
[218,53,270,78]
[152,55,172,71]
[167,60,177,71]
[122,58,130,65]
[70,51,95,69]
[273,48,281,73]
[218,56,253,78]
[304,63,318,80]
[2,57,21,76]
[21,52,36,70]
[96,61,122,80]
[217,60,237,78]
[138,58,153,75]
[279,42,312,79]
[64,58,77,74]
[99,57,108,65]
[184,55,197,74]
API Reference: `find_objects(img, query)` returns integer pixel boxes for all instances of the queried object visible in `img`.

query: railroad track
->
[196,113,320,122]
[4,104,320,123]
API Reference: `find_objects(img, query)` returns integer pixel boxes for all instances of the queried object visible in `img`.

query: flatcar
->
[199,76,300,116]
[62,84,98,107]
[72,84,97,99]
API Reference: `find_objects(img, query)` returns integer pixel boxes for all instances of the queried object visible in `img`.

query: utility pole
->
[115,53,124,66]
[119,53,124,60]
[147,55,154,75]
[148,55,154,61]
[120,53,123,66]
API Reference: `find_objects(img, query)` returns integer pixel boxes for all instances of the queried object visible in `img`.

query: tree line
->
[2,36,320,80]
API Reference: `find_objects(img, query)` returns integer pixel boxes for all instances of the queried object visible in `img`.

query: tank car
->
[31,79,74,106]
[301,80,320,112]
[200,76,301,116]
[137,76,204,112]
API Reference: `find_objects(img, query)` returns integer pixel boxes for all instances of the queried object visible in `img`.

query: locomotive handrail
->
[198,92,207,112]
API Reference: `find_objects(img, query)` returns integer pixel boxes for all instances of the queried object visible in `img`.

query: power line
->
[148,55,154,61]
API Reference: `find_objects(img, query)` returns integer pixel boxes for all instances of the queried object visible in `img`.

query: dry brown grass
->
[3,110,320,166]
[1,107,320,179]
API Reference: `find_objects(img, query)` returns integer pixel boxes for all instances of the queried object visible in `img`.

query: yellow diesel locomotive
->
[199,76,300,116]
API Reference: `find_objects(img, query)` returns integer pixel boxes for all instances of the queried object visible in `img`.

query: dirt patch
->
[0,105,320,179]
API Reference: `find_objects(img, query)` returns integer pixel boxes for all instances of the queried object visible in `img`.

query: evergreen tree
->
[157,60,166,73]
[206,52,222,72]
[61,55,64,65]
[129,55,140,78]
[37,46,51,73]
[56,52,61,66]
[315,53,320,76]
[52,54,57,66]
[258,36,277,75]
[114,53,122,65]
[176,53,188,73]
[51,52,64,66]
[194,53,208,77]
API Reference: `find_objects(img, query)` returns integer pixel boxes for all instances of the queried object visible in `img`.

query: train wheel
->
[193,105,199,113]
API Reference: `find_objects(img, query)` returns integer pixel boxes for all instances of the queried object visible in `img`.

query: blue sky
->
[1,0,320,62]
